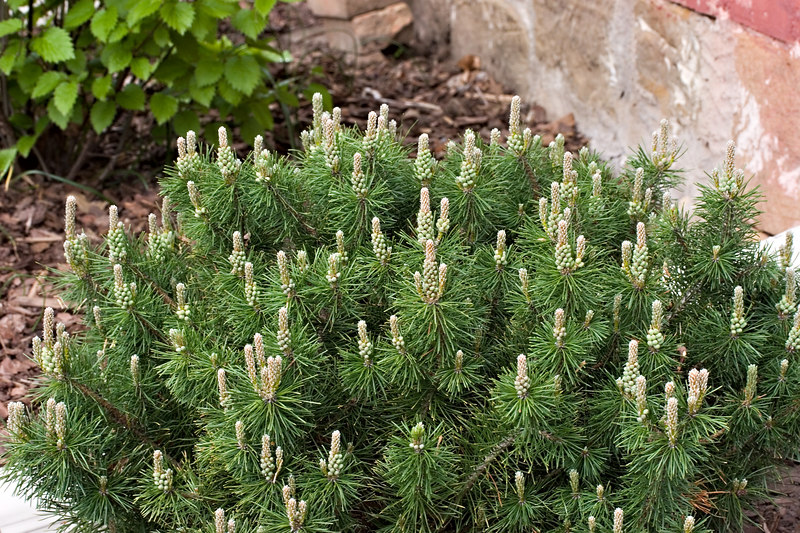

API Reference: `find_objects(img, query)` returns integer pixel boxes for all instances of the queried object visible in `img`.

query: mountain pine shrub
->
[3,95,800,533]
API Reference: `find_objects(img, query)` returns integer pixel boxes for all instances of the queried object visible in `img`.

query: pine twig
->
[458,430,518,500]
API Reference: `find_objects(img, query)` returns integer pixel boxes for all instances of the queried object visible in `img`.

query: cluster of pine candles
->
[3,94,800,533]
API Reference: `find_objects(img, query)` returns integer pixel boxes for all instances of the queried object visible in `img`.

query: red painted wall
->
[671,0,800,43]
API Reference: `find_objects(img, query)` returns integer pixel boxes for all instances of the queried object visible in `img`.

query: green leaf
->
[127,0,161,26]
[196,0,237,19]
[101,41,133,73]
[64,0,95,30]
[153,25,171,47]
[90,100,117,134]
[194,58,223,87]
[30,27,75,63]
[0,19,22,38]
[224,55,260,96]
[252,102,273,130]
[260,48,292,63]
[274,85,299,107]
[160,2,195,35]
[189,11,216,41]
[189,83,215,107]
[8,113,33,129]
[172,110,201,136]
[107,23,128,44]
[17,62,43,94]
[217,78,243,106]
[254,0,277,15]
[53,80,79,116]
[239,116,263,146]
[65,49,87,74]
[232,9,265,40]
[153,55,190,83]
[31,71,63,99]
[0,40,22,75]
[115,83,145,110]
[130,57,154,80]
[47,98,70,129]
[0,148,17,178]
[149,92,178,124]
[16,135,37,158]
[91,8,119,43]
[92,75,113,100]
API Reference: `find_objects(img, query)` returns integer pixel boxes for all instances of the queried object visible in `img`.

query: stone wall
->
[446,0,800,235]
[309,0,800,235]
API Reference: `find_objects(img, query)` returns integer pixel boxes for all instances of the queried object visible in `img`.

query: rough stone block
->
[307,0,399,20]
[318,2,414,54]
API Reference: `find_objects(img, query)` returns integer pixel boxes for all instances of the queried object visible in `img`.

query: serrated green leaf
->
[17,62,43,94]
[232,9,265,40]
[131,57,154,80]
[0,148,17,178]
[90,100,117,133]
[31,71,63,99]
[127,0,161,26]
[217,78,243,106]
[17,135,37,158]
[0,18,23,38]
[149,92,178,124]
[194,58,223,87]
[53,80,79,116]
[0,40,22,75]
[47,98,70,129]
[152,25,170,47]
[189,83,215,107]
[196,0,237,19]
[91,8,118,42]
[65,49,87,74]
[30,27,75,63]
[101,41,133,73]
[224,55,260,96]
[172,110,201,136]
[64,0,94,30]
[188,11,213,41]
[160,2,195,35]
[107,23,128,44]
[255,0,277,15]
[0,40,21,75]
[116,83,145,110]
[92,75,113,100]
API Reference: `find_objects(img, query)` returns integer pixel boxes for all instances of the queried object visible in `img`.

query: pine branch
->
[68,378,180,467]
[457,430,519,500]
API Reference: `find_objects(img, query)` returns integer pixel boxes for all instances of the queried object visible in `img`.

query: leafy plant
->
[3,95,800,533]
[0,0,324,179]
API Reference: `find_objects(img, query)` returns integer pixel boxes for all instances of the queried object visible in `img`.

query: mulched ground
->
[1,4,796,531]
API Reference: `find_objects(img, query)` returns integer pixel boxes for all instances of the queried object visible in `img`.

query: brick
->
[671,0,800,43]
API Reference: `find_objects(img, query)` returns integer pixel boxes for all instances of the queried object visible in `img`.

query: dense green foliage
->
[3,95,800,533]
[0,0,320,177]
